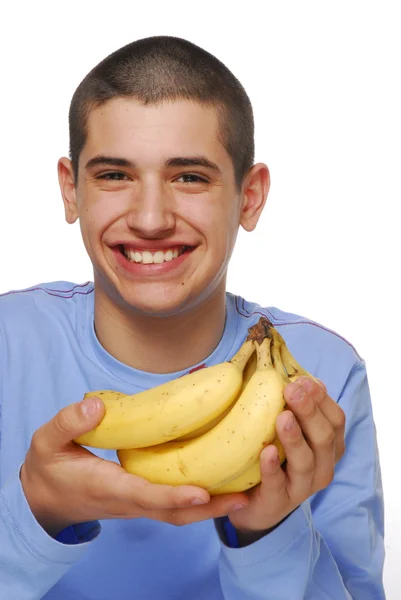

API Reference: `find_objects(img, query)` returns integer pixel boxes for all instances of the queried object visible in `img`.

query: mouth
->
[118,244,194,265]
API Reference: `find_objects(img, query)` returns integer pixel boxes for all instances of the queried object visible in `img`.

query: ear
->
[58,157,79,224]
[239,163,270,232]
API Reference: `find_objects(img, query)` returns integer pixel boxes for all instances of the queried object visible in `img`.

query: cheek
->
[187,207,237,266]
[79,191,128,236]
[183,198,233,236]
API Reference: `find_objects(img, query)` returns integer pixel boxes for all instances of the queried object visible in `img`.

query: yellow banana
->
[175,348,257,442]
[118,320,287,491]
[211,435,286,494]
[173,402,233,442]
[208,326,290,494]
[213,327,318,494]
[74,337,254,450]
[272,328,315,383]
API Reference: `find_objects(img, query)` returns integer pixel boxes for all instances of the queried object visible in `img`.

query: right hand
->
[20,396,249,537]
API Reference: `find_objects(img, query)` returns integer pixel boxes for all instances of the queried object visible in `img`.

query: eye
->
[176,173,209,184]
[97,172,130,181]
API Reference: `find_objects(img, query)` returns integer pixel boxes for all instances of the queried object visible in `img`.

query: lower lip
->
[112,247,194,276]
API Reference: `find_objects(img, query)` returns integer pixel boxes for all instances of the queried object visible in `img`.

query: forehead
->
[82,98,228,164]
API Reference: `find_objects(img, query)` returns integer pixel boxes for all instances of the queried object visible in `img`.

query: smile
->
[120,245,193,265]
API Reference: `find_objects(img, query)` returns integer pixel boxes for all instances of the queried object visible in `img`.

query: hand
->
[227,376,345,538]
[20,397,249,537]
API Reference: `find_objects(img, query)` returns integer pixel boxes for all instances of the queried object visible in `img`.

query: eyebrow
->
[165,156,221,174]
[85,155,222,174]
[85,156,134,170]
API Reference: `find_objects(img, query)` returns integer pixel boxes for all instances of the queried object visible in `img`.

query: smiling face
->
[58,98,269,319]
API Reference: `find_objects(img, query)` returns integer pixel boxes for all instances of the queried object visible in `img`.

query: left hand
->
[227,376,346,536]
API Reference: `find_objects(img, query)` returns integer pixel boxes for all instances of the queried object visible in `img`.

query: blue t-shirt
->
[0,281,385,599]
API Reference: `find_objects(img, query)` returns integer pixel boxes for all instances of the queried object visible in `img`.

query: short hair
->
[68,35,255,189]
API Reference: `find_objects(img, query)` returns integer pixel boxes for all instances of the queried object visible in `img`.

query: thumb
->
[44,397,105,451]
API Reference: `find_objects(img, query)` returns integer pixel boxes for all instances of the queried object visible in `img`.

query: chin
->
[117,287,196,318]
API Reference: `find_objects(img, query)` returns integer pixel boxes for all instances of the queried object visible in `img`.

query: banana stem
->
[246,316,273,344]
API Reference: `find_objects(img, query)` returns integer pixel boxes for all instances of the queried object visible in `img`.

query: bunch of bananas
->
[74,317,313,495]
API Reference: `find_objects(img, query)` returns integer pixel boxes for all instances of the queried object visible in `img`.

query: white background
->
[1,1,399,596]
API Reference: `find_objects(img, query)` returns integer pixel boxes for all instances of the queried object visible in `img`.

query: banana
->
[210,435,286,494]
[209,327,290,494]
[74,337,254,450]
[174,348,257,442]
[118,319,287,491]
[211,326,318,495]
[212,326,318,495]
[173,402,233,442]
[272,327,315,383]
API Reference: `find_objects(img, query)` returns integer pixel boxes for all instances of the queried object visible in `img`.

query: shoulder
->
[0,280,94,337]
[269,305,360,360]
[0,280,94,307]
[232,293,359,355]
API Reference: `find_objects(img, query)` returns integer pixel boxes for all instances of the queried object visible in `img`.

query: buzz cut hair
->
[68,35,255,189]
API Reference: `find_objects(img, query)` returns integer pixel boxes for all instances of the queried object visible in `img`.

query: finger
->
[118,474,212,510]
[316,389,346,462]
[275,410,315,501]
[286,377,344,462]
[116,470,249,518]
[285,378,335,447]
[152,491,250,526]
[33,397,105,453]
[259,444,287,497]
[284,381,337,487]
[219,445,288,531]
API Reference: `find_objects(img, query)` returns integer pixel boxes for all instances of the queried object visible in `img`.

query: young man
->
[0,36,384,599]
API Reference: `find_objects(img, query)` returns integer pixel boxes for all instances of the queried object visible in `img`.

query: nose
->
[125,178,176,237]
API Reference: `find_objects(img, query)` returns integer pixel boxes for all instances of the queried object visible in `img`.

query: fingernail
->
[302,379,313,393]
[291,385,305,402]
[266,448,280,466]
[191,497,208,506]
[81,397,99,416]
[231,503,247,511]
[284,414,296,430]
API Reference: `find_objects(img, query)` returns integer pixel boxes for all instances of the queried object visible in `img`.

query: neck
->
[93,288,227,374]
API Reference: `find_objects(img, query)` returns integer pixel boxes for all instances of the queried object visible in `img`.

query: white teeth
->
[142,251,154,264]
[153,251,165,264]
[124,246,189,264]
